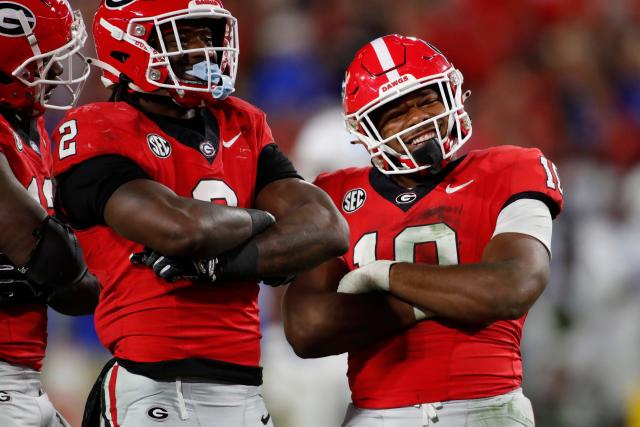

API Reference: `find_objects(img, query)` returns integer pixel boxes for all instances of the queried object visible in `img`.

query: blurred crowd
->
[42,1,640,426]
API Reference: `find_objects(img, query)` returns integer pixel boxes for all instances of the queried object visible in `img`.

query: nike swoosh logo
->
[222,132,242,148]
[445,179,474,194]
[261,414,271,425]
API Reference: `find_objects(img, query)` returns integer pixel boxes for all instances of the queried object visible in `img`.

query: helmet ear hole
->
[0,72,13,85]
[0,0,89,113]
[110,51,130,64]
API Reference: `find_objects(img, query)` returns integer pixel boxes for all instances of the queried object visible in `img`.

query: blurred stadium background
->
[41,0,640,426]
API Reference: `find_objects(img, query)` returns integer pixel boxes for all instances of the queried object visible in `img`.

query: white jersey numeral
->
[192,179,238,207]
[353,223,459,267]
[26,177,54,208]
[58,120,78,160]
[540,156,563,194]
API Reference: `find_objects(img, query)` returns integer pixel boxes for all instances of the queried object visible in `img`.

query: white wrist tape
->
[413,307,433,321]
[337,260,396,294]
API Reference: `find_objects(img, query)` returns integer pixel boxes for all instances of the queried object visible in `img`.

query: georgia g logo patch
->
[342,188,366,213]
[147,406,169,421]
[104,0,137,9]
[395,192,417,204]
[147,134,171,158]
[0,391,10,402]
[0,2,36,37]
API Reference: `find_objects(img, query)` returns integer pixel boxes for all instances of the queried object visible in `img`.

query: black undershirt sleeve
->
[55,155,151,230]
[255,144,303,195]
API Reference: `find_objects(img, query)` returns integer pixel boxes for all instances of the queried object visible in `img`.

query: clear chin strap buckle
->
[185,61,234,100]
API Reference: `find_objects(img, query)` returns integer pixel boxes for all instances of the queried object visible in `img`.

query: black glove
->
[0,253,45,308]
[130,248,218,283]
[131,247,294,287]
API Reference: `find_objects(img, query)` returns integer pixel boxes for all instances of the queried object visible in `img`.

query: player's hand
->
[130,248,218,283]
[0,253,45,308]
[337,260,396,294]
[337,260,433,321]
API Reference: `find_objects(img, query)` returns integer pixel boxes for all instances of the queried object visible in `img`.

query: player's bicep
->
[0,153,47,265]
[103,178,188,246]
[56,155,151,229]
[283,257,348,331]
[255,177,333,219]
[289,257,349,294]
[482,231,550,303]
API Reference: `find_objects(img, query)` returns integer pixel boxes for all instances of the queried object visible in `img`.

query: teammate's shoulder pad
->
[314,166,370,188]
[468,145,543,171]
[61,102,142,127]
[219,96,265,117]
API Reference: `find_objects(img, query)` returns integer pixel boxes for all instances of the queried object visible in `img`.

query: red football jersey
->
[315,145,563,408]
[51,98,274,367]
[0,115,53,371]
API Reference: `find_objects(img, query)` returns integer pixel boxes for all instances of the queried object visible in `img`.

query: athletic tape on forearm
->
[247,209,275,236]
[413,307,433,321]
[216,240,259,281]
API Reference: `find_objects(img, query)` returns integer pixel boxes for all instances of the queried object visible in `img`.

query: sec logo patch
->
[147,134,171,158]
[343,188,366,213]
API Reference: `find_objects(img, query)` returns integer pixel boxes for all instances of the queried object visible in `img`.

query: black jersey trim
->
[501,191,560,219]
[55,155,151,230]
[115,357,263,386]
[145,108,220,164]
[255,144,303,195]
[369,156,466,212]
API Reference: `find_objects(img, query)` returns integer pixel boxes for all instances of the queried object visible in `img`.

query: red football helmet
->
[343,34,472,175]
[0,0,89,115]
[92,0,239,106]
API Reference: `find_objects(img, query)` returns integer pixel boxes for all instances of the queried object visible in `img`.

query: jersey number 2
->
[353,223,459,267]
[58,120,78,160]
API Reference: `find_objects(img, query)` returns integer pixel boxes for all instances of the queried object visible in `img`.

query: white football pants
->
[101,362,274,427]
[0,361,70,427]
[342,388,535,427]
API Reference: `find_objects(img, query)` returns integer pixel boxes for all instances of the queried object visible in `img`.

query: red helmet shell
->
[93,0,237,104]
[342,34,472,175]
[0,0,75,113]
[343,35,453,116]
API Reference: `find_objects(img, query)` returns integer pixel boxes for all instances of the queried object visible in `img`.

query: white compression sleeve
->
[492,199,553,256]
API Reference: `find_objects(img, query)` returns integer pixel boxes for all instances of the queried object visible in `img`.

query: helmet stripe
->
[370,37,400,83]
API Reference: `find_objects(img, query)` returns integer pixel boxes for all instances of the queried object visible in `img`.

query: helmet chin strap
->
[90,56,186,110]
[383,137,445,175]
[412,138,445,174]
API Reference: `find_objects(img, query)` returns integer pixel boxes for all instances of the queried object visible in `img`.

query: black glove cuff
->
[23,216,88,289]
[216,240,258,282]
[247,209,275,236]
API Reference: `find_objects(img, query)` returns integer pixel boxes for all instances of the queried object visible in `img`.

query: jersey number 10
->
[353,223,459,268]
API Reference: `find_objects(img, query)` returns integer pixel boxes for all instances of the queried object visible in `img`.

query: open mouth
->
[403,129,438,153]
